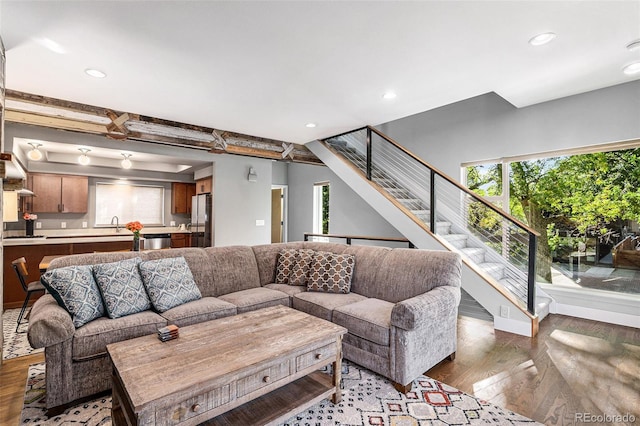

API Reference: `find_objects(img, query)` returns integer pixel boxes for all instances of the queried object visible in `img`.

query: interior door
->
[271,188,283,243]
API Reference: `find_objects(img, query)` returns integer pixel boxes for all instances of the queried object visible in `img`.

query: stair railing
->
[322,126,540,315]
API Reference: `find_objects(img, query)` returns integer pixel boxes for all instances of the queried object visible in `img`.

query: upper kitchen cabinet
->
[171,182,196,214]
[27,173,88,213]
[196,177,212,194]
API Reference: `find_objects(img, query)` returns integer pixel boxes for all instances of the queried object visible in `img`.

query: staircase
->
[309,126,552,336]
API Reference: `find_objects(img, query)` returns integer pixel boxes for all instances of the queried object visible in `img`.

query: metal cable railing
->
[322,126,539,315]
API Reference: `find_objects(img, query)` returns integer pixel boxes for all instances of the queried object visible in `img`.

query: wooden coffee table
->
[107,305,347,426]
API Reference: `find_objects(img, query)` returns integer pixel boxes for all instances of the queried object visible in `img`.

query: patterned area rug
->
[21,361,541,425]
[2,308,44,360]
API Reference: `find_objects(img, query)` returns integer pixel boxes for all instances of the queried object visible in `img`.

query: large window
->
[464,142,640,296]
[95,182,164,226]
[313,182,329,235]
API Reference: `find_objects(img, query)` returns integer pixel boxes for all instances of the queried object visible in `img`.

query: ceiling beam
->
[4,90,322,165]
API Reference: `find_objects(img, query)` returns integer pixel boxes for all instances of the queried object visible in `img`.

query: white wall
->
[378,81,640,179]
[213,155,273,246]
[287,162,403,243]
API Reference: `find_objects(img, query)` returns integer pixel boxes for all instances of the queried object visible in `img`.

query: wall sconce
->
[121,153,132,169]
[247,167,258,182]
[27,142,43,161]
[78,148,91,165]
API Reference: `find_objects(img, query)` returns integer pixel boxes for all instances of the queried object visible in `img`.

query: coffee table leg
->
[331,335,343,404]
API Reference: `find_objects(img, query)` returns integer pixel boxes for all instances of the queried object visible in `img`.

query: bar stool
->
[12,257,46,333]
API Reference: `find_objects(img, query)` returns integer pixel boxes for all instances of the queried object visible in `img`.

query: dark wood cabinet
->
[196,177,212,194]
[170,233,191,248]
[171,182,196,215]
[2,240,133,309]
[26,173,88,213]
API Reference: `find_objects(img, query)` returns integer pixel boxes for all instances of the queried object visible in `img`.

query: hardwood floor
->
[1,315,638,425]
[428,315,640,425]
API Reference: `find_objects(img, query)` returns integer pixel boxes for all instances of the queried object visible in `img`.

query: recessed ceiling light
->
[623,61,640,75]
[305,123,317,128]
[528,32,557,46]
[85,68,107,78]
[627,39,640,51]
[383,92,397,100]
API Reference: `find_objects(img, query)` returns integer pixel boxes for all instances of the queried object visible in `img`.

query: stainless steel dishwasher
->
[143,233,172,250]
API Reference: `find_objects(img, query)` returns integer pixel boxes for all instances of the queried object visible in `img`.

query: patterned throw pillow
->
[275,249,299,284]
[139,256,202,312]
[289,249,316,286]
[93,257,151,319]
[41,265,105,328]
[307,251,355,294]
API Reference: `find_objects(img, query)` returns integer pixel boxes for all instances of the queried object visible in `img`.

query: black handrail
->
[322,126,538,316]
[303,232,415,248]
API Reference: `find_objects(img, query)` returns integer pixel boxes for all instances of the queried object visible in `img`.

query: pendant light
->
[78,148,91,165]
[27,142,43,161]
[121,153,132,169]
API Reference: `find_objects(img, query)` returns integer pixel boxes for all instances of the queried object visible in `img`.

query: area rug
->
[21,362,541,425]
[2,308,43,360]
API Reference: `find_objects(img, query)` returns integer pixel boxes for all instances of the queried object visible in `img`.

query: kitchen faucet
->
[111,216,120,233]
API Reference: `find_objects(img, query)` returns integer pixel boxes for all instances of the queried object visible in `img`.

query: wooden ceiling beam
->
[4,90,322,164]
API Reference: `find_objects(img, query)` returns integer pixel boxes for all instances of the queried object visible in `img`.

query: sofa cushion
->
[72,310,167,361]
[333,298,394,346]
[142,248,215,297]
[160,297,237,327]
[289,249,315,285]
[275,249,298,284]
[307,251,355,294]
[218,287,290,313]
[251,242,305,286]
[372,249,462,303]
[264,283,306,298]
[41,265,105,328]
[342,245,391,297]
[93,257,151,319]
[205,246,261,296]
[139,256,202,312]
[292,291,367,321]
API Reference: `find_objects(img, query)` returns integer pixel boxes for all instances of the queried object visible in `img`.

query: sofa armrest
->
[27,295,75,348]
[391,286,460,331]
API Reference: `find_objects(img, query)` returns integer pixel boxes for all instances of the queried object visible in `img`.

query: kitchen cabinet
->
[171,182,196,214]
[170,233,192,248]
[26,173,88,213]
[196,177,212,194]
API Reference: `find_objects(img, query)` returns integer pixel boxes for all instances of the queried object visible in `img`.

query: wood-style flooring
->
[1,314,638,425]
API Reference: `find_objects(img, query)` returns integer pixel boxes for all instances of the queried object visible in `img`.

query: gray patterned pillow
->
[307,251,355,294]
[41,265,105,328]
[289,249,316,286]
[93,257,151,319]
[275,249,298,284]
[139,256,202,312]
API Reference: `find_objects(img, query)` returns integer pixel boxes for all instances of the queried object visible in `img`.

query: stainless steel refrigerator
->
[191,193,212,247]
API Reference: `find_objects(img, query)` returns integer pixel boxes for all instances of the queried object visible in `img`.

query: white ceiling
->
[2,1,640,148]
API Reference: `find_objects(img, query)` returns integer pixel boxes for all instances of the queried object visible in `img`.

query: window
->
[313,182,329,236]
[95,182,164,226]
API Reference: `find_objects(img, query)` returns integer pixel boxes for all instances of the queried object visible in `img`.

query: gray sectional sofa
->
[28,241,462,415]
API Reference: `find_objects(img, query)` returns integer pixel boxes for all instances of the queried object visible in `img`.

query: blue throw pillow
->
[41,265,105,328]
[139,256,202,312]
[93,257,151,319]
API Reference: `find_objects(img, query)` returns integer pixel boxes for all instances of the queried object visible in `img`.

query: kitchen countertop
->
[2,227,195,246]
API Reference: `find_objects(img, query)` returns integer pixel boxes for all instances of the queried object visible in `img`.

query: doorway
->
[271,185,288,243]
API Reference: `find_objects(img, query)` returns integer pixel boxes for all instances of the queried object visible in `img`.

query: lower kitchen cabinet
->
[170,233,191,248]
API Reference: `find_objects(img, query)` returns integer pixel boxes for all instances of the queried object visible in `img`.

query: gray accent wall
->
[287,162,403,243]
[378,81,640,179]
